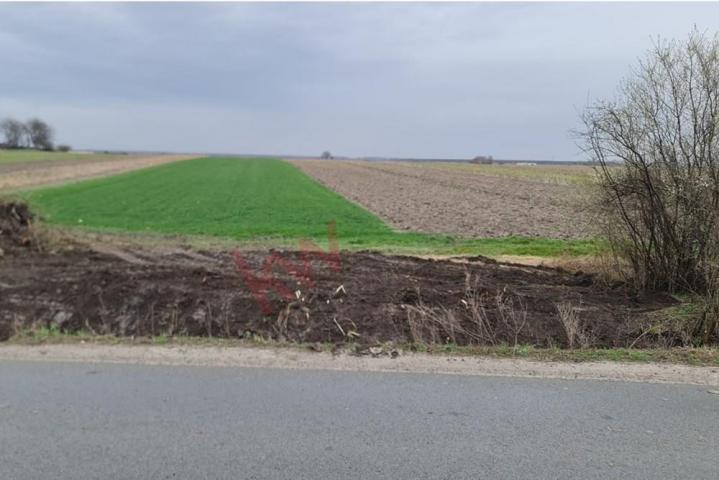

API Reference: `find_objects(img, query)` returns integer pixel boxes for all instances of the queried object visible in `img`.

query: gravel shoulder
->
[1,343,717,385]
[290,159,596,239]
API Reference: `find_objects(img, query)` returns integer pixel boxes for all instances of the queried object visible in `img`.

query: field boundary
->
[1,343,717,385]
[1,154,199,192]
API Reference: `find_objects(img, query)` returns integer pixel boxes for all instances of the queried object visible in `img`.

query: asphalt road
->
[0,361,717,479]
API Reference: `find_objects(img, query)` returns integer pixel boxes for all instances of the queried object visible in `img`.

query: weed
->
[555,301,594,348]
[406,274,529,348]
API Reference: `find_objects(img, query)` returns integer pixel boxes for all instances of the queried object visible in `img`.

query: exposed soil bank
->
[0,204,674,347]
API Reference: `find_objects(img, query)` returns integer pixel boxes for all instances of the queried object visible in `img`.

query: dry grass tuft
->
[405,273,529,348]
[555,301,594,348]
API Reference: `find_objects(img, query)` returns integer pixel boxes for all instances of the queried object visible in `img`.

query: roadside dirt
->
[0,154,197,191]
[290,160,595,239]
[1,344,717,385]
[0,204,674,348]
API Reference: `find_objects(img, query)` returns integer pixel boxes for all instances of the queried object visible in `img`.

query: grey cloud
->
[1,2,718,159]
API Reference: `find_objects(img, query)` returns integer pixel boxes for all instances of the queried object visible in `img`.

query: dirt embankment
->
[0,202,35,253]
[0,154,198,191]
[0,204,673,348]
[290,160,595,239]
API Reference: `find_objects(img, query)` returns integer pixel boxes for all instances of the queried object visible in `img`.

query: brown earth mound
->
[0,208,675,347]
[0,202,35,252]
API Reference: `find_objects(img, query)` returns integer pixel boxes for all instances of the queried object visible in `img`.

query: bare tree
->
[321,151,332,160]
[0,118,26,148]
[25,118,54,150]
[578,30,719,343]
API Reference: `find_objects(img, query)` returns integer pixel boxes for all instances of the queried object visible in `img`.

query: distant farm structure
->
[471,155,494,164]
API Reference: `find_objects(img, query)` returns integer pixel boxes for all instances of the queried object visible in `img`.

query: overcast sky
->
[2,2,719,160]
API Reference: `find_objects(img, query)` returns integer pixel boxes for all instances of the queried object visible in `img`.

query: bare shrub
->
[405,287,463,344]
[555,301,594,349]
[406,302,460,345]
[697,276,719,344]
[461,272,497,345]
[495,287,528,348]
[405,274,528,348]
[577,30,719,345]
[556,302,579,348]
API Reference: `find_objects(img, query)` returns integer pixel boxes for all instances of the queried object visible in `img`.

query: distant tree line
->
[0,117,69,151]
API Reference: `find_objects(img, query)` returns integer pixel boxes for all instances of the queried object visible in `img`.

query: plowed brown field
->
[290,160,596,239]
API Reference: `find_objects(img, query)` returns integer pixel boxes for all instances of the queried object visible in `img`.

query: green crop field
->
[25,157,599,257]
[0,149,118,165]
